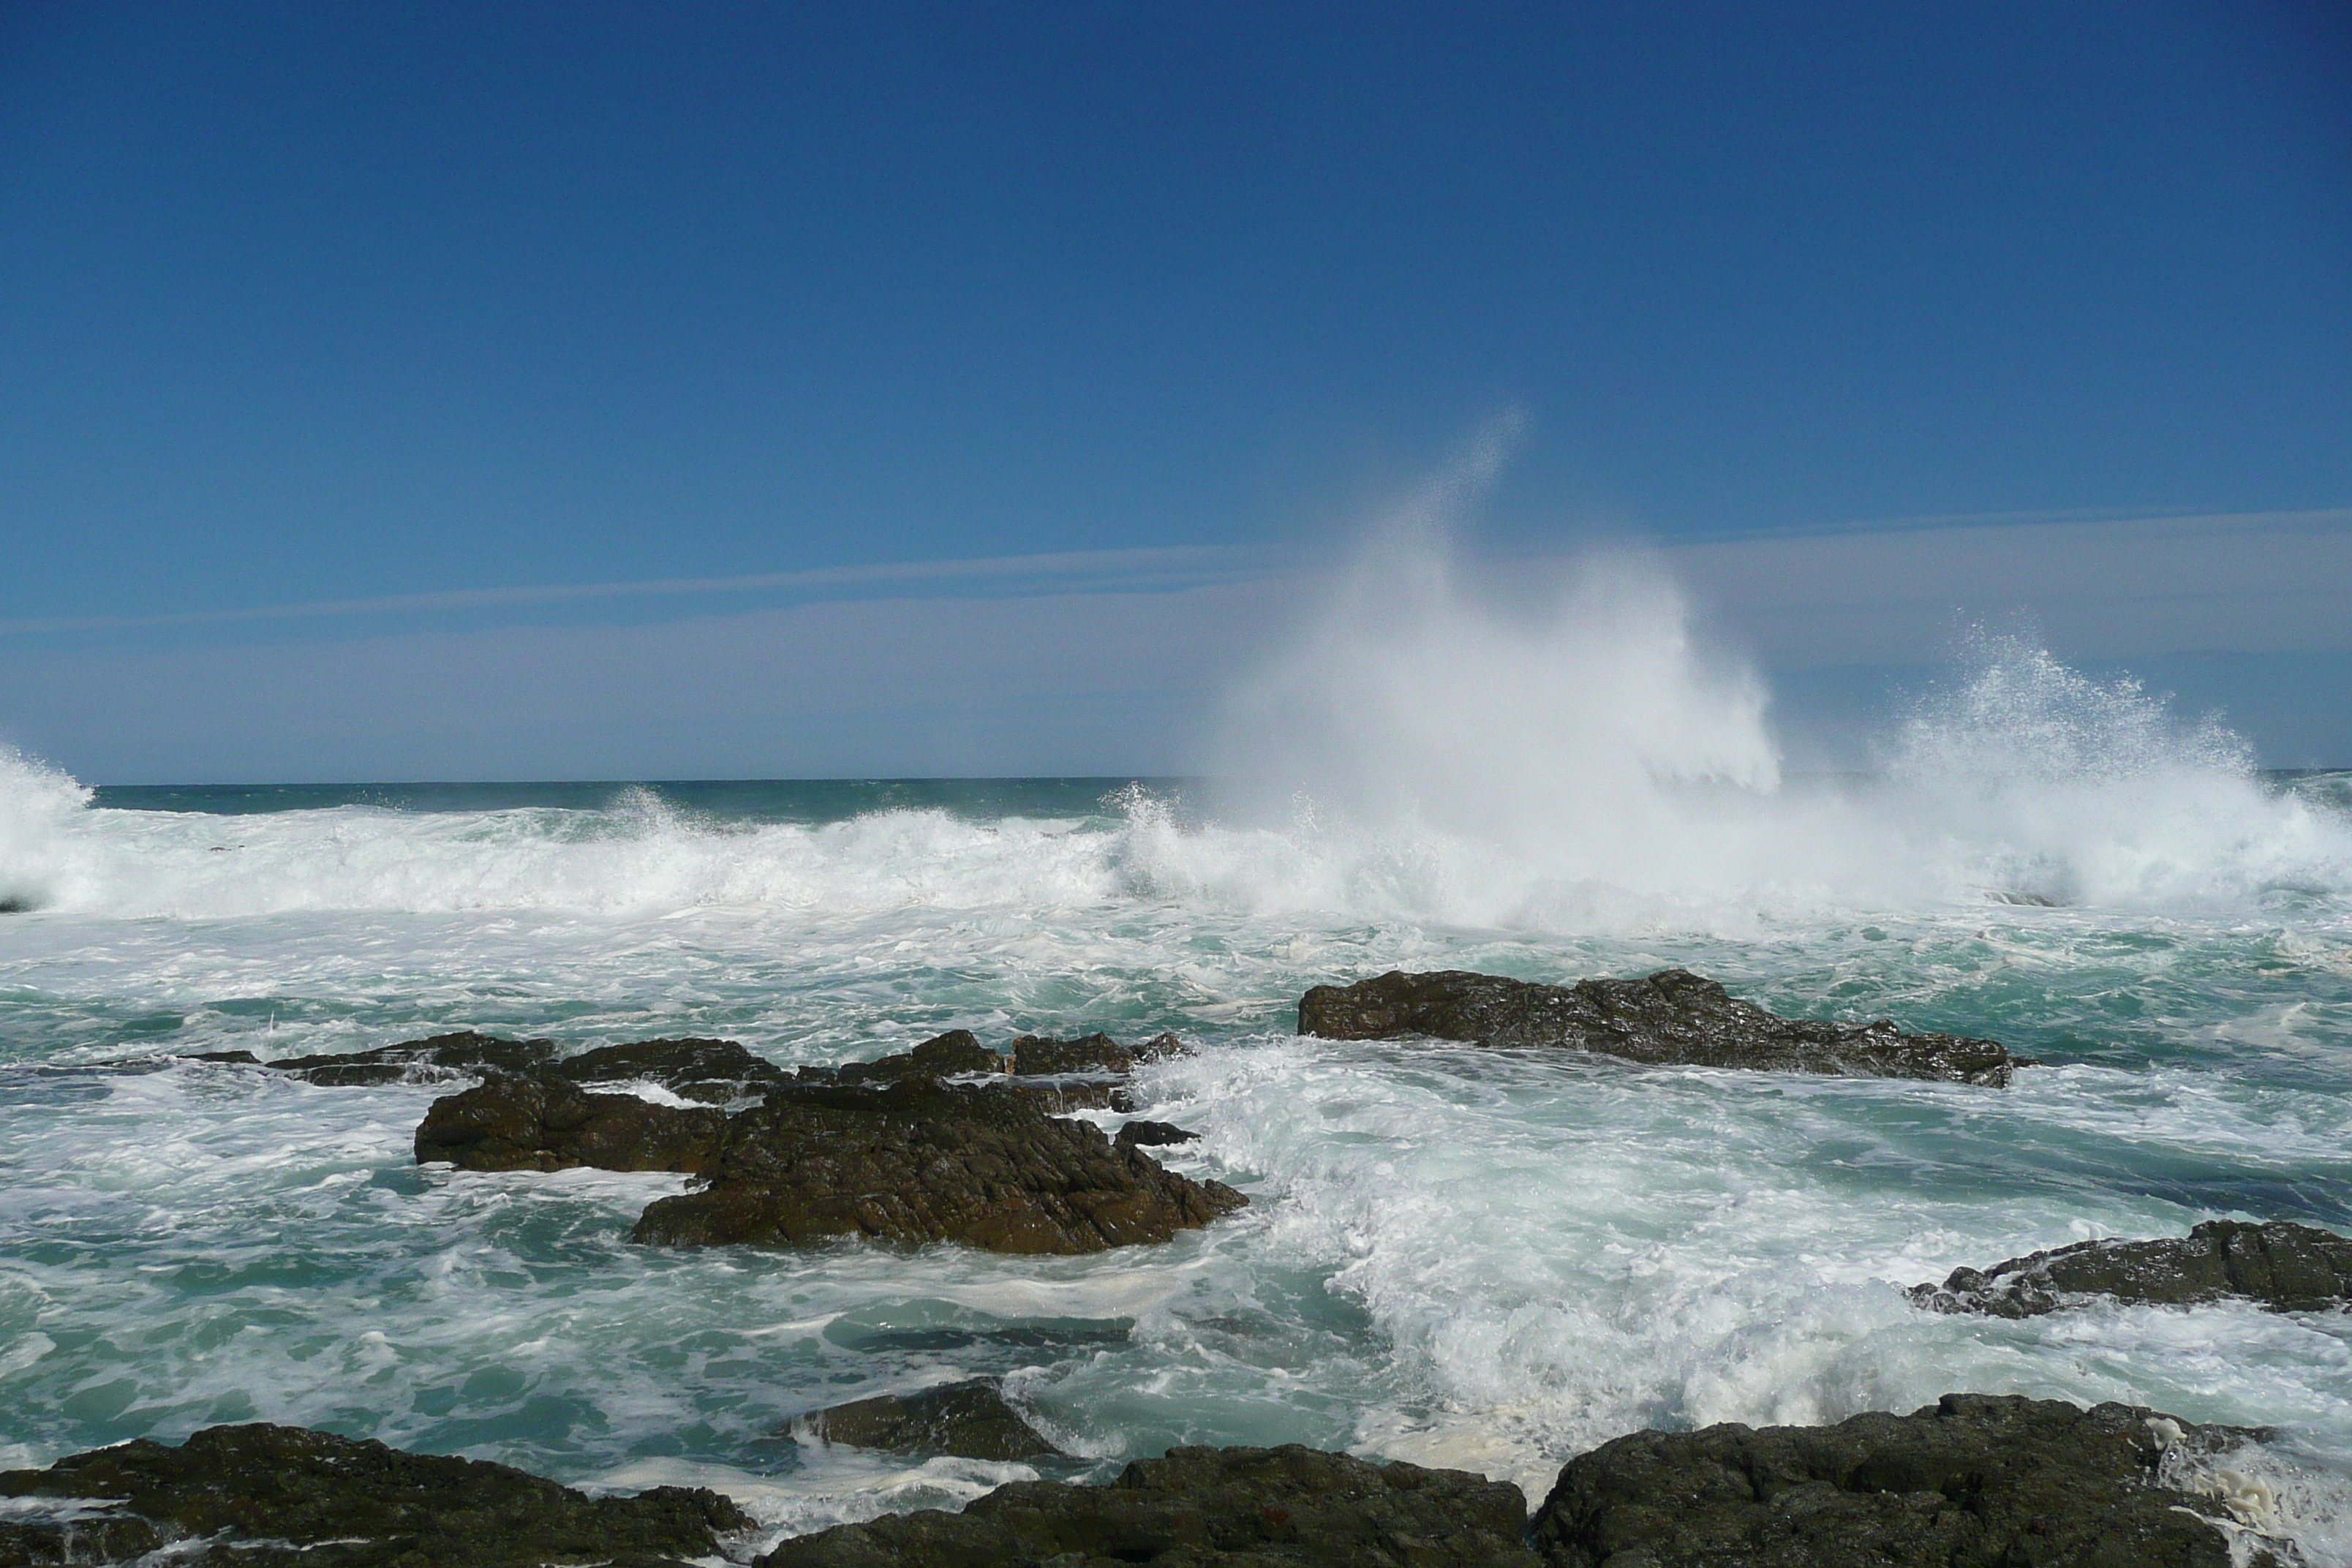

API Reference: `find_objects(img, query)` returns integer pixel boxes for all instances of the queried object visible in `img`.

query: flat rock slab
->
[633,1079,1245,1254]
[0,1421,749,1568]
[792,1378,1062,1461]
[758,1444,1537,1567]
[1297,969,2019,1086]
[1913,1218,2352,1316]
[1529,1393,2264,1568]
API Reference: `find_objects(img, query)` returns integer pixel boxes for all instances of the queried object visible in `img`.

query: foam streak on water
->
[3,633,2352,1556]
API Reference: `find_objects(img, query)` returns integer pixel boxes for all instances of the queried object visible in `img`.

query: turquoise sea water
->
[4,751,2352,1553]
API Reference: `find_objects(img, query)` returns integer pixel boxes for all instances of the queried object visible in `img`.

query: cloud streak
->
[0,544,1279,637]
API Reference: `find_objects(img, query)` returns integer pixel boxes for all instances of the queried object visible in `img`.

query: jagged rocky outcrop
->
[1297,969,2021,1086]
[414,1074,728,1173]
[630,1079,1245,1254]
[758,1444,1537,1567]
[1912,1219,2352,1317]
[796,1028,1009,1086]
[1528,1393,2271,1568]
[0,1421,750,1568]
[791,1379,1063,1461]
[412,1071,1243,1256]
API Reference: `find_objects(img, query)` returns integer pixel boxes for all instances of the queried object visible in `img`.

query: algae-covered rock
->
[0,1422,750,1567]
[1298,970,2019,1086]
[1912,1219,2352,1317]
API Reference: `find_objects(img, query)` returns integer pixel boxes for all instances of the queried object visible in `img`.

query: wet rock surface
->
[1912,1219,2352,1317]
[262,1030,559,1085]
[405,1024,1238,1254]
[1528,1393,2266,1568]
[632,1079,1245,1254]
[791,1378,1063,1461]
[1009,1031,1136,1074]
[551,1036,790,1101]
[414,1074,728,1173]
[758,1444,1538,1567]
[1117,1119,1202,1150]
[796,1029,1009,1086]
[1298,969,2021,1086]
[0,1421,750,1568]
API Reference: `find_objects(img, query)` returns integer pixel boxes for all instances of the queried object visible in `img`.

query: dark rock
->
[554,1037,788,1103]
[758,1444,1537,1567]
[998,1080,1139,1115]
[1136,1030,1196,1062]
[632,1079,1245,1254]
[1298,970,2019,1087]
[1008,1031,1136,1074]
[415,1074,727,1174]
[1117,1120,1202,1151]
[1912,1219,2352,1317]
[181,1049,262,1064]
[798,1029,1009,1086]
[268,1030,559,1086]
[1528,1393,2268,1568]
[791,1379,1062,1462]
[0,1420,750,1567]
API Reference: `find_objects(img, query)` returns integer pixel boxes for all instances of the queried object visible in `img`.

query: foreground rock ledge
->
[1913,1218,2352,1317]
[0,1422,750,1568]
[1530,1393,2269,1568]
[758,1444,1537,1568]
[1298,969,2021,1085]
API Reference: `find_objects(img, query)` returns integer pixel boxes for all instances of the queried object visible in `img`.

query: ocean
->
[4,660,2352,1553]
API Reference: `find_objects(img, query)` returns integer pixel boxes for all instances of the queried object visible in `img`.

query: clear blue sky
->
[2,2,2348,778]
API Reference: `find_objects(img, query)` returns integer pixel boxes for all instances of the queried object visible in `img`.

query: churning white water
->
[3,535,2351,1556]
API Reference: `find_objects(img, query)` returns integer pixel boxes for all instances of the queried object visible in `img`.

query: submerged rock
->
[1912,1218,2352,1317]
[266,1030,559,1085]
[758,1444,1537,1568]
[1528,1392,2268,1568]
[632,1079,1245,1254]
[552,1036,789,1103]
[791,1378,1062,1461]
[414,1074,728,1173]
[0,1421,750,1567]
[1297,969,2020,1086]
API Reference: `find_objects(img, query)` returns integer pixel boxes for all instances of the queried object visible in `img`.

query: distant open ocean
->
[6,732,2352,1550]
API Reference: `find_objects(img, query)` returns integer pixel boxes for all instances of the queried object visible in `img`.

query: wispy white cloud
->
[0,544,1279,636]
[1666,507,2352,663]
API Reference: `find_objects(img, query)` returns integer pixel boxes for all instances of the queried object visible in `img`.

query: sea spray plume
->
[1216,463,1778,894]
[0,746,92,911]
[1877,632,2349,908]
